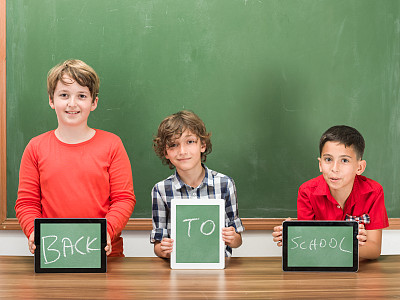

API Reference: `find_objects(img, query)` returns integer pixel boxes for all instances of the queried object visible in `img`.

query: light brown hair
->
[47,59,100,103]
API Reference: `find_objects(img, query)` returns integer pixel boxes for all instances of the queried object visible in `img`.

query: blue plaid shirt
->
[150,165,244,257]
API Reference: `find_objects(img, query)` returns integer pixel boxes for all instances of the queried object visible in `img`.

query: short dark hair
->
[319,125,365,159]
[153,110,212,169]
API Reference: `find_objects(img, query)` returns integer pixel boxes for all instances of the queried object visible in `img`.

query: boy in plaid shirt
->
[150,110,244,258]
[273,125,388,259]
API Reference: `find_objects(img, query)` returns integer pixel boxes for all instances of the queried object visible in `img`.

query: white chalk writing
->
[182,218,216,237]
[41,235,100,264]
[290,236,352,253]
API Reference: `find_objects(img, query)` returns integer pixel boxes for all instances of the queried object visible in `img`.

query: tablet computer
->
[34,218,107,273]
[282,220,358,272]
[171,199,225,269]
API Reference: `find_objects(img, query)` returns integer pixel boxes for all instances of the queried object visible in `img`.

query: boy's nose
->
[179,144,187,154]
[67,96,77,106]
[332,162,339,172]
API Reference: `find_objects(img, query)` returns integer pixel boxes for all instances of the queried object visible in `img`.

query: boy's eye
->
[324,157,332,162]
[342,158,349,163]
[59,93,68,98]
[78,94,87,99]
[168,143,177,148]
[187,139,197,144]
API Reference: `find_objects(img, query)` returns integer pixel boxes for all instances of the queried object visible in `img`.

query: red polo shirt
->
[297,175,389,230]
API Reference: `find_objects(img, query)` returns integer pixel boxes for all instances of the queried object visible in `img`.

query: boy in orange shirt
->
[15,59,136,256]
[273,125,388,259]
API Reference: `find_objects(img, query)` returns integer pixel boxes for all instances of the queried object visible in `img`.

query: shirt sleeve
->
[297,184,316,220]
[366,185,389,230]
[105,138,136,240]
[15,140,42,238]
[150,184,170,243]
[225,178,244,233]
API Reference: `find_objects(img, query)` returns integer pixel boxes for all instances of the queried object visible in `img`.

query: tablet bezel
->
[34,218,107,273]
[171,199,225,269]
[282,220,359,272]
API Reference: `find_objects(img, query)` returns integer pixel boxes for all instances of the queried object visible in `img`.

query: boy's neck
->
[54,125,96,144]
[330,183,354,209]
[177,165,206,189]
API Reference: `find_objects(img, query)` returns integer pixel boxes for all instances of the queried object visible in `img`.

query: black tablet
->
[282,220,358,272]
[34,218,107,273]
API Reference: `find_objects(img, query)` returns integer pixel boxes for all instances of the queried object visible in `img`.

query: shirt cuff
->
[150,228,170,243]
[228,217,245,233]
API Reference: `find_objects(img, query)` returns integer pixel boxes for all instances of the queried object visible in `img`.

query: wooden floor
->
[1,256,400,299]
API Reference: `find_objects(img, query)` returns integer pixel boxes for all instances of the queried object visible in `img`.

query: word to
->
[42,235,100,264]
[182,218,216,237]
[290,236,352,253]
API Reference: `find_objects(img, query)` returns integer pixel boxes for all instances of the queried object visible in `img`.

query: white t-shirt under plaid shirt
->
[150,164,244,256]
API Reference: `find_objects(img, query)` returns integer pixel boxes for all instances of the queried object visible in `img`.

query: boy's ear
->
[356,159,367,175]
[49,95,55,109]
[91,97,98,111]
[317,157,322,173]
[200,141,206,153]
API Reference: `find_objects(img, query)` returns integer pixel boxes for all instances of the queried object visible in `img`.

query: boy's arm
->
[224,178,244,247]
[15,141,42,240]
[150,185,171,257]
[357,184,387,259]
[358,226,383,260]
[106,138,136,241]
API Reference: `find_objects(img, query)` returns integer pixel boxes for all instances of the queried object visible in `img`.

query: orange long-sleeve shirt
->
[15,129,136,256]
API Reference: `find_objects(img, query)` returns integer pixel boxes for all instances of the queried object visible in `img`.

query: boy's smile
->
[49,76,98,129]
[165,130,206,175]
[318,141,366,202]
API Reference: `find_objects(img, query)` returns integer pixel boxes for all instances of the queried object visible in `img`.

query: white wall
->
[1,230,400,257]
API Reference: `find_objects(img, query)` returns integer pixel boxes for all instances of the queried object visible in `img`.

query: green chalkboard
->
[282,221,358,272]
[34,218,107,273]
[6,0,400,219]
[171,199,224,269]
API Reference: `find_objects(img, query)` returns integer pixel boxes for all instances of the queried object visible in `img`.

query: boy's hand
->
[222,226,236,245]
[222,226,242,248]
[154,238,174,258]
[272,218,291,247]
[357,223,367,246]
[28,232,36,254]
[105,232,112,256]
[160,238,174,255]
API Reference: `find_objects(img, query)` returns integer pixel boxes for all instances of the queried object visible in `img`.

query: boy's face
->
[49,76,98,129]
[165,129,206,174]
[318,141,366,195]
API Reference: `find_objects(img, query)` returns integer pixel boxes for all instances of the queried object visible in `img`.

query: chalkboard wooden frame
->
[171,199,225,269]
[34,218,107,273]
[282,220,359,272]
[1,0,399,232]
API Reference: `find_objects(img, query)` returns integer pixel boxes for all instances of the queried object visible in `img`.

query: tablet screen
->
[34,218,107,273]
[282,221,358,272]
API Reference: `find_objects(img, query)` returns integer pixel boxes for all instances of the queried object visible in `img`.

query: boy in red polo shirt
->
[272,125,388,259]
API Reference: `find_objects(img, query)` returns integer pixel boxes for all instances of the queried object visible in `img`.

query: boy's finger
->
[272,231,282,237]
